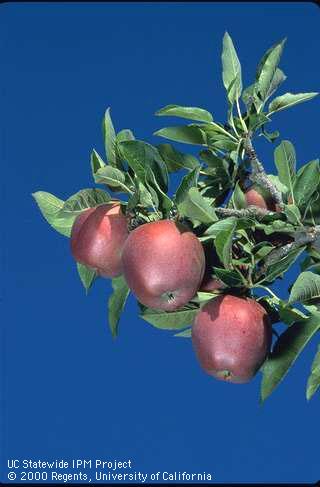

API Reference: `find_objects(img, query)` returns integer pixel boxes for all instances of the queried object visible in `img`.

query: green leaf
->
[91,149,106,175]
[278,302,308,327]
[252,243,274,263]
[32,191,74,237]
[77,263,97,293]
[108,276,130,338]
[258,247,305,284]
[119,140,168,192]
[154,126,206,146]
[283,204,301,225]
[267,174,288,195]
[192,292,218,304]
[94,166,130,193]
[178,187,217,224]
[256,39,286,102]
[206,135,238,153]
[200,150,225,169]
[261,128,280,143]
[221,31,242,102]
[247,113,271,132]
[228,182,246,210]
[261,312,320,402]
[274,140,296,201]
[116,129,135,143]
[102,108,117,166]
[293,160,320,209]
[242,83,262,111]
[157,143,199,172]
[202,121,237,139]
[214,221,237,269]
[265,68,287,101]
[204,217,236,234]
[155,104,213,123]
[174,167,200,206]
[268,92,318,115]
[129,178,156,210]
[289,271,320,305]
[306,345,320,400]
[140,307,198,330]
[174,328,192,338]
[61,188,111,217]
[303,191,320,226]
[213,267,245,287]
[300,255,320,273]
[203,216,254,239]
[145,167,173,214]
[199,150,230,191]
[255,219,295,236]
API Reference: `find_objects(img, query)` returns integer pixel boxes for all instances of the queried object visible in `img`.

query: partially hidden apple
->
[121,220,205,311]
[245,184,278,212]
[192,294,272,384]
[70,203,128,278]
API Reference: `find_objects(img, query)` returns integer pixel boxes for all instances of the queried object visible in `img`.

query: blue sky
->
[1,2,320,484]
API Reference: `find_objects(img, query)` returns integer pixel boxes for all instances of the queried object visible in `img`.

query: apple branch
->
[243,134,284,210]
[255,226,320,281]
[215,206,273,220]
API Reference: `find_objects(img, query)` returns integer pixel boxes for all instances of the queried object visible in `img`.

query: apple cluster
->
[69,189,273,384]
[34,33,320,401]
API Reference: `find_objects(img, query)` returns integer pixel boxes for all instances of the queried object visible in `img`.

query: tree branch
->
[243,134,284,210]
[216,206,274,220]
[255,226,320,281]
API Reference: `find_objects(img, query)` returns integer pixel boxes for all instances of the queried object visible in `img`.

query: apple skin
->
[245,184,278,212]
[70,203,128,278]
[121,220,205,311]
[192,294,272,384]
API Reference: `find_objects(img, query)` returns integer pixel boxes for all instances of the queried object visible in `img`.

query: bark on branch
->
[243,134,284,210]
[215,206,274,220]
[255,226,320,281]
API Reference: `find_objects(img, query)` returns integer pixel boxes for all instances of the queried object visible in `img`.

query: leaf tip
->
[111,330,118,340]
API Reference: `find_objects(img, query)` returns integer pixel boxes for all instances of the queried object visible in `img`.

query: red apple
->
[70,203,128,278]
[192,294,272,383]
[121,220,205,310]
[245,184,278,212]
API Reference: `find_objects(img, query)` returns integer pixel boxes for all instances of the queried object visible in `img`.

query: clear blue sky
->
[1,2,320,484]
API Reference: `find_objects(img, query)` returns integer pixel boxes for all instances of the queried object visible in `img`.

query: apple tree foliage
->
[33,33,320,402]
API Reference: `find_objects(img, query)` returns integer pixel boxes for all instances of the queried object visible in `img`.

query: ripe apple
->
[192,294,272,383]
[121,220,205,310]
[70,203,128,278]
[245,184,278,212]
